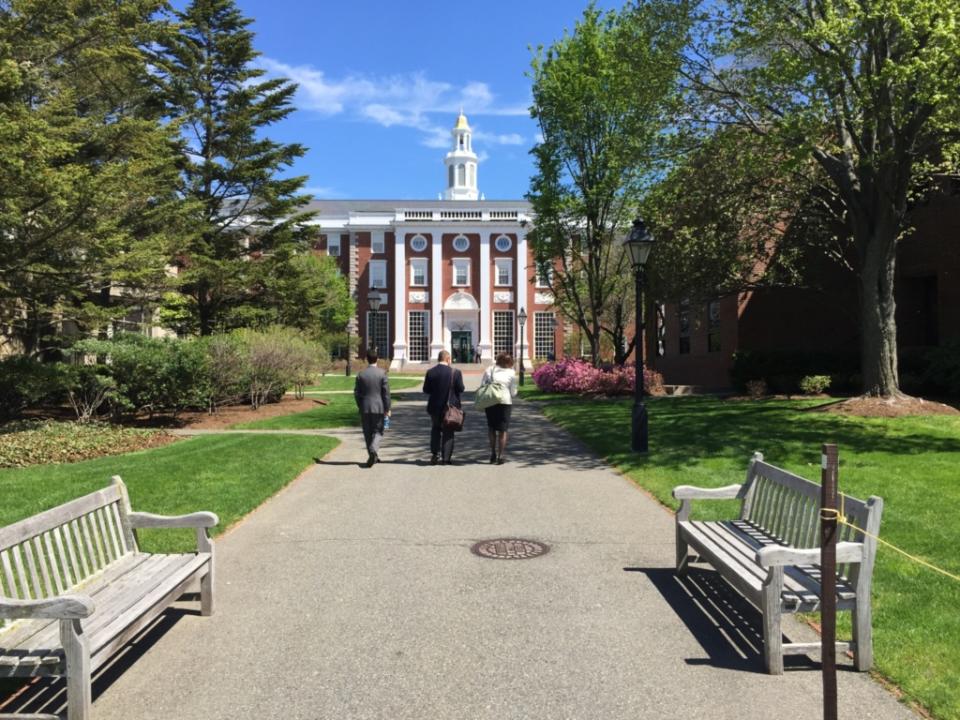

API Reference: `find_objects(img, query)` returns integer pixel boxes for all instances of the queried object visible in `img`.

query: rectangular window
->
[366,311,389,357]
[678,300,691,355]
[536,262,552,288]
[495,259,512,286]
[453,258,470,287]
[327,234,341,257]
[408,311,429,362]
[369,259,387,289]
[493,311,514,357]
[371,232,385,254]
[410,258,428,287]
[707,299,721,353]
[534,312,556,360]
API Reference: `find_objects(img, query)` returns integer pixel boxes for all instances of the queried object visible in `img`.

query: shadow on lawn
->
[550,396,960,472]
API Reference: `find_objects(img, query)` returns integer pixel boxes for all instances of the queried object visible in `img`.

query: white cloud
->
[260,58,529,149]
[477,150,491,163]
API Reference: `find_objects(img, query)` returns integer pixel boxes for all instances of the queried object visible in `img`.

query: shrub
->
[922,343,960,396]
[233,327,326,408]
[60,364,116,422]
[731,350,859,393]
[72,334,209,419]
[799,374,832,395]
[201,335,247,412]
[745,379,768,398]
[0,356,65,421]
[532,359,664,397]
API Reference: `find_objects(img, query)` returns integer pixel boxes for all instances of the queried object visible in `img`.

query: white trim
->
[390,232,406,369]
[494,234,513,252]
[452,257,471,287]
[409,234,428,252]
[452,234,470,252]
[430,233,443,352]
[479,232,492,362]
[409,257,428,287]
[516,230,530,361]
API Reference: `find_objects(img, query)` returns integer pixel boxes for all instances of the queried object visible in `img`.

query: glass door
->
[451,331,473,363]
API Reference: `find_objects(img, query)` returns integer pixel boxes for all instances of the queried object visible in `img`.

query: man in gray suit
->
[354,349,391,468]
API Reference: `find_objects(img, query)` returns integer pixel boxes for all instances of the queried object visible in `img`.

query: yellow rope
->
[820,506,960,584]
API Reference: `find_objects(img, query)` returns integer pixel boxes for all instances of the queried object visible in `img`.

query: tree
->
[0,0,187,356]
[683,0,960,396]
[527,1,690,365]
[153,0,314,335]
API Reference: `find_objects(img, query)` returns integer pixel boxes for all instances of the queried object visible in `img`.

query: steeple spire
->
[444,112,479,200]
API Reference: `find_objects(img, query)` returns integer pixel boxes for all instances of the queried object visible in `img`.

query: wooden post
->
[821,443,839,720]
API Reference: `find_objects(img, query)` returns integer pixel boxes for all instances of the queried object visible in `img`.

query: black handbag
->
[441,369,465,432]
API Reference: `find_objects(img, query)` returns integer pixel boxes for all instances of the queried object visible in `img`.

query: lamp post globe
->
[622,217,656,453]
[517,307,527,386]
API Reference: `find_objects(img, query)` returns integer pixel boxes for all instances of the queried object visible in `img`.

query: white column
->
[390,229,407,369]
[479,232,492,363]
[430,232,444,357]
[516,229,530,362]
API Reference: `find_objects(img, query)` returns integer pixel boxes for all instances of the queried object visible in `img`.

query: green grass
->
[541,395,960,720]
[302,375,422,392]
[231,394,363,429]
[0,433,337,554]
[517,384,577,402]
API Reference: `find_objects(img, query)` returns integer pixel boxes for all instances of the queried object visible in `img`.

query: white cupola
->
[443,111,479,200]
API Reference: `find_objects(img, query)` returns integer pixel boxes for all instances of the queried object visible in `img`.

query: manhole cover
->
[470,538,550,560]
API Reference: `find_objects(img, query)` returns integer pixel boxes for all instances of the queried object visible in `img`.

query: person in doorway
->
[354,349,391,468]
[479,353,518,464]
[422,350,464,465]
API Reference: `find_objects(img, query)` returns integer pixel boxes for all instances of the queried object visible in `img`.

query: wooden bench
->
[673,452,883,674]
[0,477,217,720]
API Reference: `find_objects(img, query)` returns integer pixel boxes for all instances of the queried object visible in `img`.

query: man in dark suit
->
[422,350,464,465]
[354,349,391,468]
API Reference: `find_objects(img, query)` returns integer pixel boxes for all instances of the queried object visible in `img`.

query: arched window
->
[448,165,454,187]
[468,164,475,187]
[457,164,466,185]
[459,136,464,149]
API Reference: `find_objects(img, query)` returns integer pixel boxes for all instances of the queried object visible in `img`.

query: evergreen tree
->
[0,0,186,356]
[153,0,319,335]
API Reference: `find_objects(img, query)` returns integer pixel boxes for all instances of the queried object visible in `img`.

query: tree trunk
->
[858,231,900,397]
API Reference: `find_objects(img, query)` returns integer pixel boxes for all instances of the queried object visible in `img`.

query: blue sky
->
[232,0,619,200]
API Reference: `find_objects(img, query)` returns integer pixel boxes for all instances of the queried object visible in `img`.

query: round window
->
[452,235,470,252]
[495,235,513,252]
[409,235,428,252]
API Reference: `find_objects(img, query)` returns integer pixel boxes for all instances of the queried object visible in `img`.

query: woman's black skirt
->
[484,403,512,431]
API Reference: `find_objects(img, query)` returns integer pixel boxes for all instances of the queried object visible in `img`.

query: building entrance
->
[451,331,474,363]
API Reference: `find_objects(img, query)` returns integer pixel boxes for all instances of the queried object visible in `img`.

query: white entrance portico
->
[443,291,481,363]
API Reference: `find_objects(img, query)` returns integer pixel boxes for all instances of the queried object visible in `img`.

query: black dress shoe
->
[489,452,497,464]
[430,454,439,465]
[373,452,381,464]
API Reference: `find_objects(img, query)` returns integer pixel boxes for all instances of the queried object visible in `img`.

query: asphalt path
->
[4,388,917,720]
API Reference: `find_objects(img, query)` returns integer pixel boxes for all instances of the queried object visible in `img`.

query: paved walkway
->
[7,395,916,720]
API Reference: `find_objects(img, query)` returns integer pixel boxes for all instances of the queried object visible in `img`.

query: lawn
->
[302,375,422,392]
[230,394,363,429]
[0,433,337,554]
[540,395,960,720]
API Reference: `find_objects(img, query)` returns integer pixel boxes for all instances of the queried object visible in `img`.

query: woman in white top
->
[480,353,519,464]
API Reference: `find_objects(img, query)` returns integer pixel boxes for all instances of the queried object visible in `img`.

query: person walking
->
[422,350,464,465]
[478,353,518,464]
[354,349,391,468]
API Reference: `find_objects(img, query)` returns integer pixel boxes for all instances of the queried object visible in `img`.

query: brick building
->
[310,113,562,370]
[649,186,960,390]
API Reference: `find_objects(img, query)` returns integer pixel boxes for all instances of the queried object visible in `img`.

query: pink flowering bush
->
[532,359,664,396]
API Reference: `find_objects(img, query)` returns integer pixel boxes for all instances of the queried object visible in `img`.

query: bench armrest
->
[756,542,864,568]
[673,484,743,501]
[0,594,94,620]
[128,511,219,529]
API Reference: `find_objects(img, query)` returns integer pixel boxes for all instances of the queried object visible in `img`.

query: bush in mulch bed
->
[0,421,178,469]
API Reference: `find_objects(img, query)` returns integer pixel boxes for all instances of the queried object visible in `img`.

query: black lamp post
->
[517,306,527,386]
[345,319,352,378]
[623,218,656,453]
[368,288,383,356]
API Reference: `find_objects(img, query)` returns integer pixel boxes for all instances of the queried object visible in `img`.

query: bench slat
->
[0,487,122,554]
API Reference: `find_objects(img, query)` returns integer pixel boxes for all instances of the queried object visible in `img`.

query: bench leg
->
[675,527,690,576]
[59,619,91,720]
[852,593,873,671]
[761,567,784,675]
[197,528,215,616]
